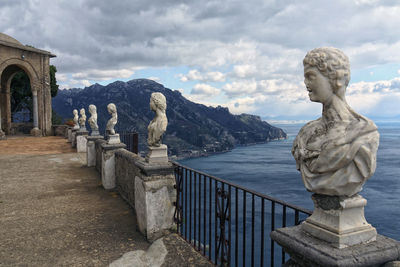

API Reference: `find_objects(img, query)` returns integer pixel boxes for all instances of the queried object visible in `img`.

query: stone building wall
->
[0,34,54,135]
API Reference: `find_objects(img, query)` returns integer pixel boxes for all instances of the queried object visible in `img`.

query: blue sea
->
[179,122,400,242]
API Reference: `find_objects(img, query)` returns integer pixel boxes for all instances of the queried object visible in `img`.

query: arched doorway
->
[1,65,34,135]
[0,33,56,136]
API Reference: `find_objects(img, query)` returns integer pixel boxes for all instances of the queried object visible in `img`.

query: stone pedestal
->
[87,135,104,167]
[302,194,376,249]
[30,127,41,137]
[146,145,168,164]
[271,226,400,267]
[71,129,78,148]
[90,129,100,136]
[76,130,89,153]
[107,134,121,144]
[79,126,87,132]
[67,127,73,142]
[133,157,176,241]
[100,142,126,190]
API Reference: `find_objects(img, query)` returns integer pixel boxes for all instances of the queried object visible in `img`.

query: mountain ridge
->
[52,79,287,156]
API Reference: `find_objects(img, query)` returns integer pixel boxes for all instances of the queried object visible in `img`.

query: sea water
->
[180,122,400,244]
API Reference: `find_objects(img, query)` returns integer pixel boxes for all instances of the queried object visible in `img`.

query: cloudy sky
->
[2,0,400,122]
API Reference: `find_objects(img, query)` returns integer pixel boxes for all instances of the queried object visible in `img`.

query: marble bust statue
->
[147,92,168,147]
[106,103,118,135]
[88,104,99,135]
[292,47,379,197]
[79,108,86,130]
[73,109,79,129]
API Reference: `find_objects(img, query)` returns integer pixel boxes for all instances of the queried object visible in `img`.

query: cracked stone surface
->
[0,136,213,266]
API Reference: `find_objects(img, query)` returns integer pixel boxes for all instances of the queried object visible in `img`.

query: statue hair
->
[107,103,117,113]
[303,47,350,100]
[89,104,96,113]
[151,92,167,111]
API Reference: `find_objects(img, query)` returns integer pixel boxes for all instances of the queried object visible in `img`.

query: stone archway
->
[0,33,56,136]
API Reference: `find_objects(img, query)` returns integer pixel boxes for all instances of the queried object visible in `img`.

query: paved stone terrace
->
[0,136,212,267]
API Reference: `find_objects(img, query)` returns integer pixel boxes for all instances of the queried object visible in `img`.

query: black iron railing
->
[120,131,138,154]
[172,161,312,267]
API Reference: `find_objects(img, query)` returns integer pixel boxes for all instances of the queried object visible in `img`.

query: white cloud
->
[56,73,67,82]
[233,64,256,78]
[180,69,225,82]
[2,0,400,119]
[72,68,137,81]
[348,78,400,95]
[223,80,258,97]
[147,76,160,82]
[190,83,220,96]
[69,79,91,88]
[175,88,184,94]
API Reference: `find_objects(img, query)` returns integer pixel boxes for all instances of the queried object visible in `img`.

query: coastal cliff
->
[52,79,287,156]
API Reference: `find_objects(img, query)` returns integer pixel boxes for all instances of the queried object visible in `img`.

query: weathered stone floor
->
[0,136,212,267]
[0,136,75,155]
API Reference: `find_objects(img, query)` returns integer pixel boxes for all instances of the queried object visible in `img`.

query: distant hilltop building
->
[0,33,56,136]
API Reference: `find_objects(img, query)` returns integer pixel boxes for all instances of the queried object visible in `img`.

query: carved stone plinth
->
[133,157,176,241]
[271,225,400,267]
[302,194,376,248]
[76,130,89,153]
[100,142,126,190]
[78,126,87,132]
[107,134,120,144]
[30,127,41,137]
[71,129,78,148]
[87,135,104,167]
[67,127,73,143]
[146,145,168,164]
[90,129,100,136]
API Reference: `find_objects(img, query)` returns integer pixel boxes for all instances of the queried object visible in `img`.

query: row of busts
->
[71,92,168,147]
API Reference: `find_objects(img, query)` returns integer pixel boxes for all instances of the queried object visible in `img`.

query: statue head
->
[303,47,350,101]
[73,109,78,115]
[80,108,85,115]
[89,104,96,114]
[150,92,167,112]
[107,103,117,114]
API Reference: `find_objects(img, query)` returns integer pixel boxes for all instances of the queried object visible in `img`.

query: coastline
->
[171,136,288,161]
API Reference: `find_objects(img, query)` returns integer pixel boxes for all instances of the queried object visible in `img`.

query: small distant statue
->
[106,103,118,136]
[79,108,87,131]
[292,47,379,197]
[73,109,79,129]
[88,104,99,135]
[147,92,168,147]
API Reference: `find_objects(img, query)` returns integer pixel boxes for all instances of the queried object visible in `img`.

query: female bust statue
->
[147,92,168,147]
[88,104,99,133]
[106,103,117,135]
[79,108,86,129]
[292,47,379,197]
[73,109,79,129]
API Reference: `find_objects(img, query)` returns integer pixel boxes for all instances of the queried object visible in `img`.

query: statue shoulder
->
[298,118,322,136]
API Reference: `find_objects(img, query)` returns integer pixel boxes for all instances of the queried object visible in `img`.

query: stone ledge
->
[87,135,104,141]
[100,142,126,151]
[271,225,400,267]
[76,130,89,136]
[133,156,174,177]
